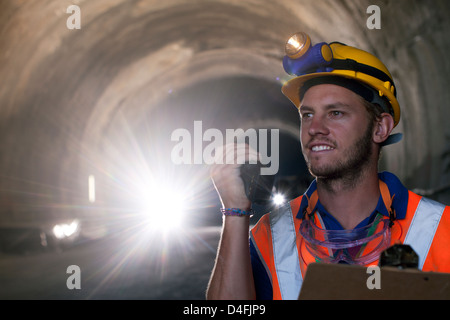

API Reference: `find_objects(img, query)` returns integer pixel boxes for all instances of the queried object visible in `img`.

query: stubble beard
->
[304,123,375,191]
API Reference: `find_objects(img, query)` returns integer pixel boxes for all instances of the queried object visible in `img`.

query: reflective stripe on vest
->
[403,197,446,269]
[270,203,303,300]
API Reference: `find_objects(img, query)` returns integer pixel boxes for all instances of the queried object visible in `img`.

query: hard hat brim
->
[281,72,400,126]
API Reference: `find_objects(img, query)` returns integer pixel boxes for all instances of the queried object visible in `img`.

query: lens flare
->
[273,193,286,206]
[139,185,185,231]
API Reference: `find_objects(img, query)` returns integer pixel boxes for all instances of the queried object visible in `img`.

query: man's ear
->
[373,113,395,144]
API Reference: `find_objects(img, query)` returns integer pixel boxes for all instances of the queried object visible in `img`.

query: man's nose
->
[308,116,330,136]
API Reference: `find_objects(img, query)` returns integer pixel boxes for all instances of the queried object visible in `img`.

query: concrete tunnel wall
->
[0,0,449,226]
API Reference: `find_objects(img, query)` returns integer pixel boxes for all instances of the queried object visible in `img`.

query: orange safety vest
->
[250,184,450,300]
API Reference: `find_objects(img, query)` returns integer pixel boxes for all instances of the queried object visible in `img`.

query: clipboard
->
[298,263,450,300]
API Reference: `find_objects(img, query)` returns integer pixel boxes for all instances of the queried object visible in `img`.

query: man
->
[206,33,450,300]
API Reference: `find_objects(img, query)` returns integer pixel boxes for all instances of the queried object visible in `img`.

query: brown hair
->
[360,97,385,123]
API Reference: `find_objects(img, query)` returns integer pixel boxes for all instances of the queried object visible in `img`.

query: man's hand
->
[210,143,258,210]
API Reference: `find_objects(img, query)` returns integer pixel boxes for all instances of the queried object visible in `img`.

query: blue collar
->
[296,171,409,230]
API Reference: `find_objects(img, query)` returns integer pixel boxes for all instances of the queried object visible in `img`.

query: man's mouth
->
[311,145,335,152]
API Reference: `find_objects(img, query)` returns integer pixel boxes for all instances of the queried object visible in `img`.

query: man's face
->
[299,84,375,180]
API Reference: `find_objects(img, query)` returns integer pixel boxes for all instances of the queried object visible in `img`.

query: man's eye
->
[302,112,313,118]
[331,111,343,117]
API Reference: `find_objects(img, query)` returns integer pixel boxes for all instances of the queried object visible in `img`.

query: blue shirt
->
[250,171,409,300]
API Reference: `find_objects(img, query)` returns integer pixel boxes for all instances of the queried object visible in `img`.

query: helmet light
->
[283,32,333,76]
[285,32,311,59]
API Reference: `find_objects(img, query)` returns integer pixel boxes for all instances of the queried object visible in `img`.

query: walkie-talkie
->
[240,162,275,205]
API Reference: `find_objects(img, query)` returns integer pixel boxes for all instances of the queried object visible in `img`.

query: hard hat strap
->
[331,58,396,97]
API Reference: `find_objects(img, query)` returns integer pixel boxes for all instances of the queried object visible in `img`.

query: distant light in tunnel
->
[53,220,79,239]
[88,174,96,203]
[273,193,286,206]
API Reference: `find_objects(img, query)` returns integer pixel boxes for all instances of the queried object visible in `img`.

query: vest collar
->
[296,171,409,222]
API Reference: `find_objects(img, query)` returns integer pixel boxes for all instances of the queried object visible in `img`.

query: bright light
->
[88,174,95,203]
[140,185,185,232]
[273,193,286,206]
[53,220,79,239]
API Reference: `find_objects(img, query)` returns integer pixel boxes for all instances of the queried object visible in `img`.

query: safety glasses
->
[299,214,391,265]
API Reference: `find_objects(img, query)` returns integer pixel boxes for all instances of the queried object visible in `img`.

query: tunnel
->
[0,0,449,299]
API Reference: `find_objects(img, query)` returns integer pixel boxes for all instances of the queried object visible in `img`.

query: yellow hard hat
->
[281,32,400,127]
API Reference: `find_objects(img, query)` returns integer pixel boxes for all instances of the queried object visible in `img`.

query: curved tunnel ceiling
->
[0,0,449,222]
